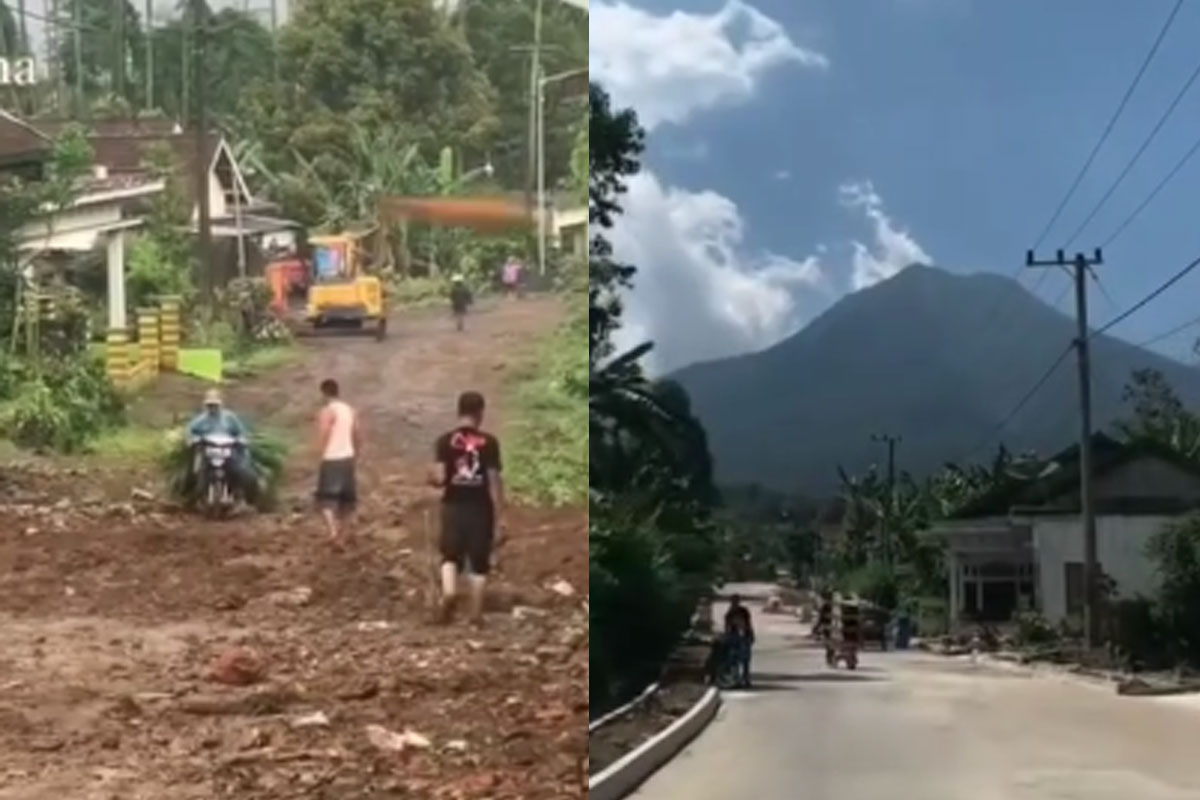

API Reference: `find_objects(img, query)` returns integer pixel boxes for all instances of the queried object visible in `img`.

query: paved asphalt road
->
[633,597,1200,800]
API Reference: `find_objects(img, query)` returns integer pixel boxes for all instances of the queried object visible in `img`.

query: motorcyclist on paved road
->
[724,594,755,688]
[185,389,259,505]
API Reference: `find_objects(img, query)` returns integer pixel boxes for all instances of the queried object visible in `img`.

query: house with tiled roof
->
[3,114,303,324]
[928,433,1200,627]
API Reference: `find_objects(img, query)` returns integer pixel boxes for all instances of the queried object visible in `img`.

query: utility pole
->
[17,0,27,56]
[525,0,543,216]
[73,0,83,115]
[270,0,279,85]
[146,0,154,111]
[1026,247,1103,650]
[871,433,901,569]
[114,0,126,101]
[191,0,213,304]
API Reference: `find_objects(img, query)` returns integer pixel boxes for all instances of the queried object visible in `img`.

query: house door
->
[980,581,1018,622]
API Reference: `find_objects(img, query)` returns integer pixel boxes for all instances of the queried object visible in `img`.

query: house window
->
[1065,562,1084,615]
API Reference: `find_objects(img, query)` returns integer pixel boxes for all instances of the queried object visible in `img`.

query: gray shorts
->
[315,458,357,511]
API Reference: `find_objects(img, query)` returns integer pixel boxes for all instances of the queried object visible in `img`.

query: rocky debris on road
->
[208,648,266,686]
[365,724,433,753]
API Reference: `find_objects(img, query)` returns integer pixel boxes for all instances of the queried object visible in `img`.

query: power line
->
[1136,312,1200,348]
[953,343,1075,464]
[1092,252,1200,337]
[1064,49,1200,249]
[1032,0,1184,251]
[970,4,1182,355]
[1101,129,1200,248]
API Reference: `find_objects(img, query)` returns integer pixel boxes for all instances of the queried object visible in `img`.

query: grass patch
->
[225,343,301,378]
[88,424,171,462]
[504,301,586,506]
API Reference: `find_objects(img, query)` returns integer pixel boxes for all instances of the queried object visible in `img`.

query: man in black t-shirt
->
[428,390,504,626]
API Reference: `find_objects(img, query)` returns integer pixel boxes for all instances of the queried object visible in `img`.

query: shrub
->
[1015,611,1057,646]
[589,509,693,715]
[126,235,192,309]
[1147,513,1200,665]
[840,561,899,610]
[0,353,125,453]
[1108,597,1169,670]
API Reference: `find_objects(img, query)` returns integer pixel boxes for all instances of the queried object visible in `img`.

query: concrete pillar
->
[105,327,131,388]
[136,307,160,376]
[106,230,126,331]
[159,295,181,371]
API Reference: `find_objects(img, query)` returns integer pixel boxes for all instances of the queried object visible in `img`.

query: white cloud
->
[610,172,832,375]
[590,2,930,374]
[590,0,828,131]
[839,180,932,291]
[610,177,933,373]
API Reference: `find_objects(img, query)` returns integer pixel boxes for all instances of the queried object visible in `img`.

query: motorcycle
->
[194,432,245,517]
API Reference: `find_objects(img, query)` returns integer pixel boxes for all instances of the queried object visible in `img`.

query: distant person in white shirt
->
[314,379,362,544]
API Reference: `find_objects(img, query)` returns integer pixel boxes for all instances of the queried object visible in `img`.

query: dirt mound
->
[0,299,587,799]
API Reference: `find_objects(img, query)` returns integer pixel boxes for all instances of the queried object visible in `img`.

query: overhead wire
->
[1091,252,1200,338]
[954,4,1188,464]
[1135,312,1200,348]
[1063,26,1200,247]
[1032,0,1184,252]
[1101,129,1200,248]
[967,2,1182,358]
[951,344,1076,464]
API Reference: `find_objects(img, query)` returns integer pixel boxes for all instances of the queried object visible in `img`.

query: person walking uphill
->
[315,379,361,545]
[428,391,505,627]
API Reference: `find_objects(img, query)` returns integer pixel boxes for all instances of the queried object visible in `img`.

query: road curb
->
[977,653,1121,691]
[589,682,660,735]
[588,686,721,800]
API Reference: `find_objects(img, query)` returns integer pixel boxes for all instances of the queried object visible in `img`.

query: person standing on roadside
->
[724,594,755,688]
[449,274,472,332]
[427,391,504,626]
[501,255,523,299]
[314,379,361,544]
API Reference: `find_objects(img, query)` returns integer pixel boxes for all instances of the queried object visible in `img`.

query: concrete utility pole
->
[525,0,543,216]
[145,0,153,110]
[1026,247,1103,650]
[73,0,83,114]
[871,433,901,569]
[192,0,213,304]
[114,0,126,100]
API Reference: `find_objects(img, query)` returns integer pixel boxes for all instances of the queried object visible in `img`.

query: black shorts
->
[439,502,495,575]
[315,458,357,510]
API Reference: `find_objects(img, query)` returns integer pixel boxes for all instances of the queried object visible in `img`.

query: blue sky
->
[591,0,1200,373]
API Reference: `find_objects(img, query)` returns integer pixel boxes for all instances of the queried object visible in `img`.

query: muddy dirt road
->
[0,298,587,799]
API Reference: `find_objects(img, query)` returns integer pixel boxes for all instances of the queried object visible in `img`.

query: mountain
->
[669,264,1200,495]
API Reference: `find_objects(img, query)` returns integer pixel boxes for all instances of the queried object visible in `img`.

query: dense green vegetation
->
[588,85,721,714]
[505,280,587,507]
[0,0,586,456]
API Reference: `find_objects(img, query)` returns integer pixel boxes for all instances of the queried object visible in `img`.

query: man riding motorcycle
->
[185,389,259,506]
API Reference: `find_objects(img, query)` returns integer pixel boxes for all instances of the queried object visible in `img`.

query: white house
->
[1,112,165,333]
[551,203,587,258]
[34,118,300,283]
[929,433,1200,627]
